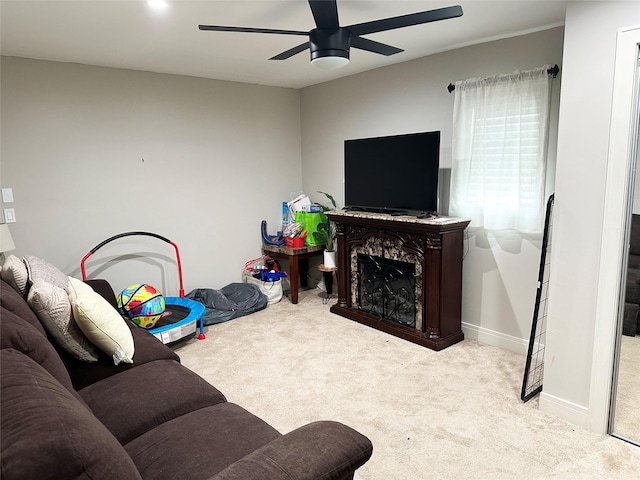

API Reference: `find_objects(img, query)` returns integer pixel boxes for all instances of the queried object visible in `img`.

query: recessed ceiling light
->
[147,0,168,10]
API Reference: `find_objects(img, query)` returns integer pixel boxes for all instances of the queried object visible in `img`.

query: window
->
[449,66,552,234]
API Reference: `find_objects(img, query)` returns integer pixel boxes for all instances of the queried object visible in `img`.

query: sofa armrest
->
[209,421,372,480]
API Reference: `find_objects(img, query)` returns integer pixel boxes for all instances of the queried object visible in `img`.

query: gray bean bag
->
[186,283,268,325]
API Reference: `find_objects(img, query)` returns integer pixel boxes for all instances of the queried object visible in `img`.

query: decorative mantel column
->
[334,220,349,309]
[326,210,470,351]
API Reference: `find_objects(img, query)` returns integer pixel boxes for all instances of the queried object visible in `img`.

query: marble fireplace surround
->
[327,210,470,351]
[351,234,423,330]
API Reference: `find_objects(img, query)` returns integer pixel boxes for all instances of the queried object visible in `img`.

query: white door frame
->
[591,24,640,434]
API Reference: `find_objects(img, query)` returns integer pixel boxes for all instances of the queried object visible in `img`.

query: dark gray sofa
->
[624,214,640,336]
[0,277,372,480]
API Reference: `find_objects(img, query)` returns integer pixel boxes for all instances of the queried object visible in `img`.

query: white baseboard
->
[461,322,529,355]
[539,392,590,430]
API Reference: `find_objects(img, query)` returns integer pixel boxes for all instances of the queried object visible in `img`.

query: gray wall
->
[0,58,302,294]
[300,27,564,351]
[542,0,640,428]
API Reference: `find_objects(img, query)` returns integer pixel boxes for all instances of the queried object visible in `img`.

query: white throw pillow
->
[68,277,135,365]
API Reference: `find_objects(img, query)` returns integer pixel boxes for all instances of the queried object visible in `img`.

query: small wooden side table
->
[262,244,323,304]
[318,264,338,304]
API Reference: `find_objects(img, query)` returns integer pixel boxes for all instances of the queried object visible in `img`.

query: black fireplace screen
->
[357,254,416,327]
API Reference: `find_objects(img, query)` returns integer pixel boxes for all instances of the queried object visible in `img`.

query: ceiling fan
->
[199,1,463,70]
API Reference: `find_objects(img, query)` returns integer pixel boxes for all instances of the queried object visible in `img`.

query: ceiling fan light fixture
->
[309,28,350,70]
[311,52,350,70]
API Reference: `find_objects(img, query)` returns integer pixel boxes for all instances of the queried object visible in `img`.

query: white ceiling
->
[0,0,567,89]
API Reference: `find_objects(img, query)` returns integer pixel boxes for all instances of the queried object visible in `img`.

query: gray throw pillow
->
[27,280,99,362]
[1,254,29,297]
[24,255,69,291]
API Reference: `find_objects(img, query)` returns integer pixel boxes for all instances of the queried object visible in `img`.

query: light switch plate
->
[1,188,14,203]
[4,208,16,223]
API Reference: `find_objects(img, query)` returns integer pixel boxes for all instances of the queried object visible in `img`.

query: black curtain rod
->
[447,64,560,93]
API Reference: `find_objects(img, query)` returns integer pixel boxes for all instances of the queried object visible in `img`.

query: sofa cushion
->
[68,276,134,365]
[0,254,29,297]
[626,268,640,304]
[124,402,281,480]
[623,303,639,336]
[0,279,45,335]
[79,359,227,444]
[630,214,640,256]
[64,319,181,390]
[27,279,99,362]
[628,254,640,270]
[0,348,143,480]
[0,307,75,394]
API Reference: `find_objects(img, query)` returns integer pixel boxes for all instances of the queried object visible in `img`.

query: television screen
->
[344,131,440,215]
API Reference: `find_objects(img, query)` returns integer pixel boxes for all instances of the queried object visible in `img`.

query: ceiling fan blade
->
[270,42,310,60]
[351,36,403,56]
[348,5,463,36]
[308,0,340,29]
[199,25,307,36]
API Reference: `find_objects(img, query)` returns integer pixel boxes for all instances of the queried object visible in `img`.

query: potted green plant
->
[313,191,338,268]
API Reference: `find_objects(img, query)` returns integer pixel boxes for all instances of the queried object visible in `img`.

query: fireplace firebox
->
[326,210,470,351]
[357,254,416,328]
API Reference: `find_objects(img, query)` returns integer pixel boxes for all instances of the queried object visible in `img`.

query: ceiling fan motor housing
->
[309,28,351,60]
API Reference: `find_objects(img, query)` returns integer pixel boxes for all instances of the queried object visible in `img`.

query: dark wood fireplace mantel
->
[326,210,470,351]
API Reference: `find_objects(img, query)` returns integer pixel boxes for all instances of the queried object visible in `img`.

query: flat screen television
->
[344,131,440,215]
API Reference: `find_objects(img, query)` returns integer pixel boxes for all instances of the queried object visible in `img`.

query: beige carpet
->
[174,290,640,479]
[613,335,640,441]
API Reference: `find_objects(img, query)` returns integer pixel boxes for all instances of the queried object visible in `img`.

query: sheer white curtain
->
[449,66,552,234]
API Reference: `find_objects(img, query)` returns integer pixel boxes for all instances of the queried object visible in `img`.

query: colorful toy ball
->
[117,284,165,329]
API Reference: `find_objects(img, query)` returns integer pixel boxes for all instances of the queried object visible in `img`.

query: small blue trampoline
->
[147,296,206,344]
[81,231,206,344]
